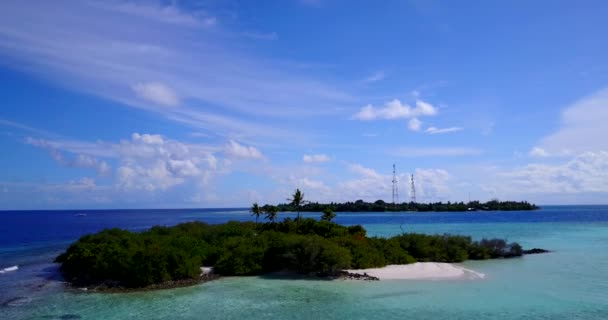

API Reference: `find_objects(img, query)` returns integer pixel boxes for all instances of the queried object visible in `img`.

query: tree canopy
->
[276,199,538,212]
[56,217,526,289]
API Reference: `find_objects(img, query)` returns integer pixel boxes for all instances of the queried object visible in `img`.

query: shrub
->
[55,219,526,288]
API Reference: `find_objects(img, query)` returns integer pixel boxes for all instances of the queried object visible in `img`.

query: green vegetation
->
[56,217,526,289]
[276,199,538,212]
[321,208,336,222]
[55,190,538,289]
[250,203,262,225]
[288,188,307,220]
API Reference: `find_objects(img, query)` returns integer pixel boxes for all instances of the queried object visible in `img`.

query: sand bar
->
[345,262,485,280]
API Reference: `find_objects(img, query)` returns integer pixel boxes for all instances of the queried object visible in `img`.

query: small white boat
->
[0,265,18,273]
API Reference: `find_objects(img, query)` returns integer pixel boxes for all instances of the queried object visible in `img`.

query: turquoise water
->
[1,208,608,319]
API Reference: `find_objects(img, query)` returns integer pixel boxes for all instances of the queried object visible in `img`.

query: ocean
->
[1,206,607,319]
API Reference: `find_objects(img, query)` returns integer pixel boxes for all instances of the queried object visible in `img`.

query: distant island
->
[275,199,538,212]
[55,190,545,291]
[55,218,532,290]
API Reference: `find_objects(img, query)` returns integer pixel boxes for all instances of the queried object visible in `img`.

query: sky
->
[1,0,607,209]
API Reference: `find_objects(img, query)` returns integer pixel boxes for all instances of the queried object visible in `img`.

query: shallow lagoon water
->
[1,207,607,319]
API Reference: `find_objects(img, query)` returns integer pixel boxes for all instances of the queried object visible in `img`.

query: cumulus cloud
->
[348,163,381,179]
[352,99,438,121]
[425,126,463,134]
[413,168,451,201]
[538,88,608,154]
[290,177,330,192]
[529,147,550,157]
[224,140,263,159]
[132,82,180,107]
[114,133,220,191]
[335,164,451,202]
[500,151,608,194]
[26,132,225,192]
[73,154,112,175]
[26,137,111,175]
[303,154,330,163]
[408,118,422,131]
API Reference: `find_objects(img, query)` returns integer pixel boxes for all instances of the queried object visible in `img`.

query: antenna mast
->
[392,164,399,205]
[410,174,417,203]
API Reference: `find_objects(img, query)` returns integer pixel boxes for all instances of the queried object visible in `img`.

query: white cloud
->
[68,177,97,190]
[291,177,330,192]
[190,132,211,138]
[538,88,608,153]
[117,160,184,191]
[73,154,112,176]
[132,82,180,107]
[303,154,330,163]
[415,100,438,116]
[349,163,381,179]
[114,134,221,191]
[131,133,164,145]
[408,118,422,131]
[335,165,452,202]
[425,126,463,134]
[352,99,438,121]
[26,138,111,176]
[499,151,608,194]
[95,2,208,28]
[224,140,263,159]
[392,147,483,157]
[27,132,224,192]
[529,147,550,158]
[413,168,451,201]
[0,1,353,144]
[0,118,55,137]
[364,70,386,83]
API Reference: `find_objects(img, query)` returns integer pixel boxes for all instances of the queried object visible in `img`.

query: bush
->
[282,235,351,274]
[214,237,266,275]
[56,219,525,288]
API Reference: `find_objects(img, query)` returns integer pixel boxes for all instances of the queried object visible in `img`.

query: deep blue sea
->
[1,206,607,319]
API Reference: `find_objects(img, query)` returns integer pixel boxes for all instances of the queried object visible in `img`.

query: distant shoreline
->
[274,200,539,213]
[13,204,608,213]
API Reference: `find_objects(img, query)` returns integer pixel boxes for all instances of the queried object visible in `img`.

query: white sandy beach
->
[0,265,18,274]
[345,262,485,280]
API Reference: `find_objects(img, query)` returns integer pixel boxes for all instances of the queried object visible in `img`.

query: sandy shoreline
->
[345,262,485,280]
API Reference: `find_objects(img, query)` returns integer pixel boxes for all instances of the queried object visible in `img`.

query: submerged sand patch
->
[345,262,485,280]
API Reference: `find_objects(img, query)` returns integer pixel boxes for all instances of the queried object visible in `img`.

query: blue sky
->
[1,0,607,209]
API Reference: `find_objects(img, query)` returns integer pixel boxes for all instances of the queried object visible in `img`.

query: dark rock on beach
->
[523,248,550,254]
[338,271,379,281]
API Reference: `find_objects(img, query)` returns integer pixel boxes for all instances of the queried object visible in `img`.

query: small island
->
[276,198,539,212]
[55,190,546,291]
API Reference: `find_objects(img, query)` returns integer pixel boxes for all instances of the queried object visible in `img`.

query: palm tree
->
[288,188,307,220]
[250,203,262,225]
[321,208,336,222]
[264,205,279,223]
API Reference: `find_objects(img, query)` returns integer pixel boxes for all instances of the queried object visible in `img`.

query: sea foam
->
[0,265,19,274]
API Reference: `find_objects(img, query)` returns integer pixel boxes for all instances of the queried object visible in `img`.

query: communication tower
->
[392,164,399,205]
[410,174,417,203]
